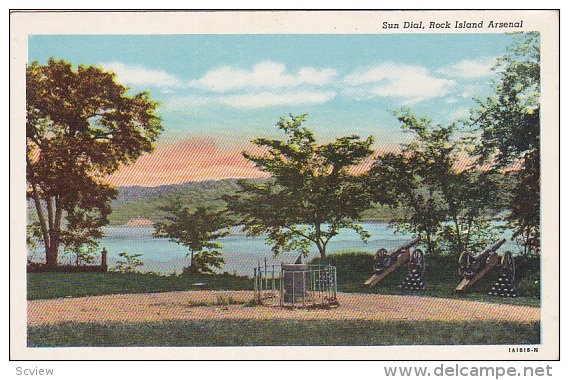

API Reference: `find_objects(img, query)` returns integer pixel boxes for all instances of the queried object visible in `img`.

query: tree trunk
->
[315,223,327,258]
[46,244,59,267]
[426,234,434,255]
[45,197,63,267]
[452,214,463,255]
[29,182,50,255]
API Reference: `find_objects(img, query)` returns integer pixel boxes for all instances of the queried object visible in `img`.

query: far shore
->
[113,218,392,228]
[122,217,154,227]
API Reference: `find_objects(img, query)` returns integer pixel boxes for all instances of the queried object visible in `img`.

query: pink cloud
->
[107,137,266,187]
[107,138,410,187]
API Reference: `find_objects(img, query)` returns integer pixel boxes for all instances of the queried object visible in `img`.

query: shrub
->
[110,252,144,273]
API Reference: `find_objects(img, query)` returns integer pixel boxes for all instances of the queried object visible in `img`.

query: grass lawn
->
[27,272,251,300]
[27,319,540,347]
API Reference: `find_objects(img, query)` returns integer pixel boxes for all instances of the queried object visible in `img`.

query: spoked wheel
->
[374,248,391,273]
[409,248,425,277]
[501,251,516,279]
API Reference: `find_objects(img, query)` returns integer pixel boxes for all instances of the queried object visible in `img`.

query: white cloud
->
[444,97,460,104]
[190,61,338,92]
[101,61,183,88]
[448,107,471,121]
[343,63,456,105]
[457,83,491,99]
[437,57,497,79]
[164,90,335,111]
[221,91,335,109]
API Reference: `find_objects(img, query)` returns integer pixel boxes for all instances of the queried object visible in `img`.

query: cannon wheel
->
[501,251,516,279]
[374,248,391,272]
[409,248,425,276]
[458,251,471,278]
[376,248,388,255]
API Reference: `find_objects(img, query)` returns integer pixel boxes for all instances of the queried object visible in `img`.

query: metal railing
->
[253,260,338,307]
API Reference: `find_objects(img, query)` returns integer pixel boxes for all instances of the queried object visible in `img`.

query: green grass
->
[27,319,540,347]
[27,272,251,300]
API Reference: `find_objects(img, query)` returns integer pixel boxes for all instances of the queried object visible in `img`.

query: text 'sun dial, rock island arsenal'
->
[382,20,525,30]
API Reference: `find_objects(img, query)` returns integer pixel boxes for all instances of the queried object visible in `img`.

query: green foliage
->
[469,33,541,256]
[470,32,540,165]
[311,251,374,284]
[369,110,501,256]
[154,205,229,274]
[225,114,374,257]
[26,222,43,260]
[68,243,98,266]
[26,58,163,266]
[509,150,540,255]
[110,252,144,273]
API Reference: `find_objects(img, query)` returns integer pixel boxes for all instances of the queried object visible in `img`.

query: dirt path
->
[28,291,540,326]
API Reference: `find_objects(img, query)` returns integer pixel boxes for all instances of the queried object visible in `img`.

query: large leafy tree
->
[26,58,163,266]
[469,32,540,255]
[154,206,229,274]
[369,150,446,256]
[471,32,540,165]
[369,110,503,256]
[225,114,374,258]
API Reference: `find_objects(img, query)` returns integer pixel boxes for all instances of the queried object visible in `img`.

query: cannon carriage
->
[364,237,424,288]
[458,243,502,280]
[455,239,517,296]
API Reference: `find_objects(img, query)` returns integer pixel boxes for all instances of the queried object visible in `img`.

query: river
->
[31,222,516,276]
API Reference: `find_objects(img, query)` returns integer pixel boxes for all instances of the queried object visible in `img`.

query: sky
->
[28,33,516,187]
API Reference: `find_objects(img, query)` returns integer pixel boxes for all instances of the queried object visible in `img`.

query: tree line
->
[27,33,540,273]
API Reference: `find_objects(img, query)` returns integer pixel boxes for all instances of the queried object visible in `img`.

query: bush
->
[110,252,144,273]
[514,256,540,298]
[311,251,373,284]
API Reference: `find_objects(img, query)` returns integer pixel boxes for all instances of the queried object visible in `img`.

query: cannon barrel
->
[477,239,507,258]
[380,236,422,258]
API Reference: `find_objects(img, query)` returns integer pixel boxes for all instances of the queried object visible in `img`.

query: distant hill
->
[108,177,398,226]
[109,178,257,226]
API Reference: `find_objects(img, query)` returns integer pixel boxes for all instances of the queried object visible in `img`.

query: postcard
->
[10,10,559,360]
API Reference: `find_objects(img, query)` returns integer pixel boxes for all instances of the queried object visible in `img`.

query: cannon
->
[455,239,507,293]
[364,237,422,288]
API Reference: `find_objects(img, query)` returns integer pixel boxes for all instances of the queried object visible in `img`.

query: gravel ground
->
[28,290,540,326]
